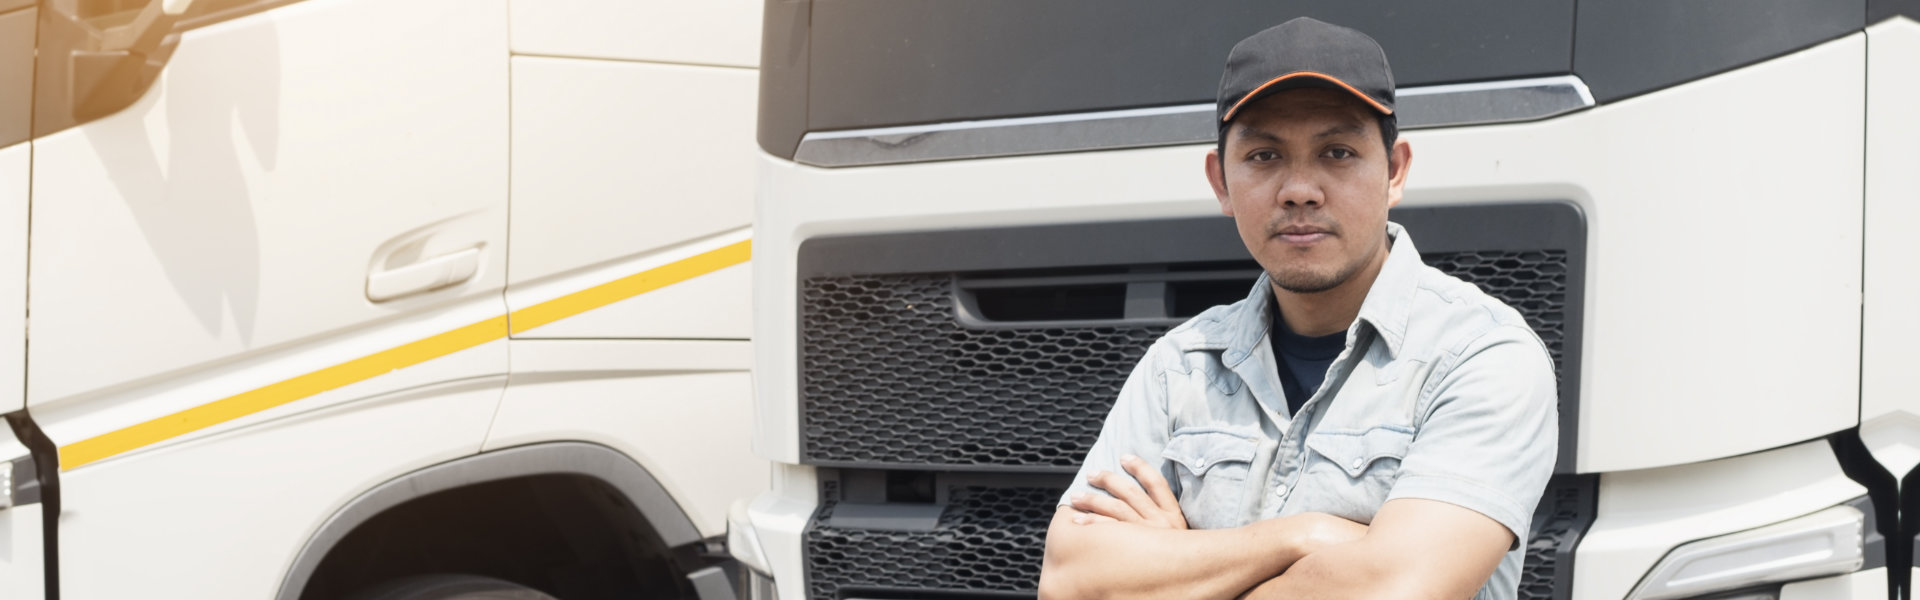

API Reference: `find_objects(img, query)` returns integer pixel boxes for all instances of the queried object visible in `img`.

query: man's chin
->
[1270,270,1346,294]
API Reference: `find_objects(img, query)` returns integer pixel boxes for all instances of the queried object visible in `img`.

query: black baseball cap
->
[1216,17,1396,133]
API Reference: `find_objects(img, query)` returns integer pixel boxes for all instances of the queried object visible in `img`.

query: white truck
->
[734,2,1920,599]
[0,0,770,597]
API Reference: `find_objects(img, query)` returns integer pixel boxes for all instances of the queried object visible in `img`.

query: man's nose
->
[1276,172,1324,207]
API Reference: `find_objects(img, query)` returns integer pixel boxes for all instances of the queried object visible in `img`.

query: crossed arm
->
[1037,455,1514,600]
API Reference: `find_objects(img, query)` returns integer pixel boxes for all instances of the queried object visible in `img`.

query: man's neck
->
[1270,247,1390,338]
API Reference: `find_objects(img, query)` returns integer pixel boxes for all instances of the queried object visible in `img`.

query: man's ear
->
[1206,148,1233,216]
[1385,138,1413,209]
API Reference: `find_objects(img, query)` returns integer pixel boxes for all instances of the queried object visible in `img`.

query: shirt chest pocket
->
[1162,428,1259,529]
[1297,426,1414,523]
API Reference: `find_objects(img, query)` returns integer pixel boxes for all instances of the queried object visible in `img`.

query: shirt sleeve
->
[1058,338,1178,507]
[1385,324,1559,545]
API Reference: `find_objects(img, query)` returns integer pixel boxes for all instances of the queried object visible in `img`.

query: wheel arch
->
[272,441,703,600]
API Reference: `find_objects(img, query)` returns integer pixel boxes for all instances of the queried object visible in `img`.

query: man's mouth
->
[1274,226,1333,245]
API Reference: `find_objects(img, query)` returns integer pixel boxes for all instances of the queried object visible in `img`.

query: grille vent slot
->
[955,266,1264,326]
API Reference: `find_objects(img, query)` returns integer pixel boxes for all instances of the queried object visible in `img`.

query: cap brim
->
[1221,71,1393,123]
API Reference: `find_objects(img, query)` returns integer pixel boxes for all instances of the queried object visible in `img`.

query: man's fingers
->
[1089,468,1157,518]
[1119,455,1188,529]
[1120,454,1180,514]
[1069,490,1143,522]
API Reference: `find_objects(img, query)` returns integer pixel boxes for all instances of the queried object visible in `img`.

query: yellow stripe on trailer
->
[58,239,752,471]
[58,316,509,471]
[510,239,751,334]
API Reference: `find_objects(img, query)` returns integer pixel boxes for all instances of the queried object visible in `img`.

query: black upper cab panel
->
[1875,0,1920,23]
[761,0,1891,160]
[805,1,1573,136]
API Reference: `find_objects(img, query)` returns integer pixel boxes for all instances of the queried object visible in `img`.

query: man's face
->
[1206,88,1411,294]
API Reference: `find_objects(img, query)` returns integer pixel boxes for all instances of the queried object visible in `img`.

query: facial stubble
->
[1266,228,1385,294]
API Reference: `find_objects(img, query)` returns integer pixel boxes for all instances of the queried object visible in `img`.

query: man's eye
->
[1248,150,1278,161]
[1325,148,1355,159]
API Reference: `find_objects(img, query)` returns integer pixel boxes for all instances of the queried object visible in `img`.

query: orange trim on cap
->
[1221,71,1393,122]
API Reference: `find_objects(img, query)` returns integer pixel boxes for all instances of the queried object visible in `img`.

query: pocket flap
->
[1162,428,1259,476]
[1306,427,1414,478]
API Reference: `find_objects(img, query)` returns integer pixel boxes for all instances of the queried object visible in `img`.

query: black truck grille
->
[799,249,1569,470]
[797,207,1589,600]
[1426,250,1570,374]
[800,274,1162,469]
[804,483,1056,599]
[803,475,1596,600]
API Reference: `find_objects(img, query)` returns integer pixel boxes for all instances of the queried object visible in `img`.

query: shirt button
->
[1350,458,1364,470]
[1272,484,1289,498]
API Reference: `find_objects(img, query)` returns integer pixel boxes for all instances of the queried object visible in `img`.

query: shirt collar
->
[1355,221,1422,359]
[1221,221,1421,365]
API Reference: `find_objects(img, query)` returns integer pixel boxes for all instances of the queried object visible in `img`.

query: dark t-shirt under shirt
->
[1270,302,1346,415]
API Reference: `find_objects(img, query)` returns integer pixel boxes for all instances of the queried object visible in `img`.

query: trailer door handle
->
[366,246,482,302]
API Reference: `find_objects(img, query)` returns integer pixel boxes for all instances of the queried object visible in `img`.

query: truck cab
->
[735,2,1920,598]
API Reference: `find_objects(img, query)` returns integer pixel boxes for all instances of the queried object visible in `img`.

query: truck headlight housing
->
[1626,504,1865,600]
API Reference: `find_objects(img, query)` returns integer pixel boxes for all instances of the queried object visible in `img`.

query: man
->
[1037,17,1558,600]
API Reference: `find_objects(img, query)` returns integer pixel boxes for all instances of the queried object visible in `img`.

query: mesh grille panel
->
[805,484,1055,599]
[1519,475,1597,600]
[1424,250,1570,374]
[799,249,1569,468]
[800,275,1164,467]
[805,477,1594,600]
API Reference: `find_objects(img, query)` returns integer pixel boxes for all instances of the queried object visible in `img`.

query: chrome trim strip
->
[1396,75,1593,128]
[795,75,1595,168]
[794,104,1214,168]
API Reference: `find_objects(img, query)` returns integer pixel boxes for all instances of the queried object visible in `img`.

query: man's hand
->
[1041,502,1368,600]
[1236,499,1513,600]
[1066,454,1187,529]
[1267,512,1366,560]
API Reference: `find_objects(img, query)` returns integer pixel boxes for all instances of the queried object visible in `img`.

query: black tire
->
[344,574,561,600]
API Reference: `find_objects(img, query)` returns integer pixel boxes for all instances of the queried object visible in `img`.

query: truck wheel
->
[343,574,560,600]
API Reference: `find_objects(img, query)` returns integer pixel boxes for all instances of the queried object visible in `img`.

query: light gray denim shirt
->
[1060,222,1558,600]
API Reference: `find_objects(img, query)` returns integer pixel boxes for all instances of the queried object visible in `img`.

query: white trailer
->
[0,0,770,597]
